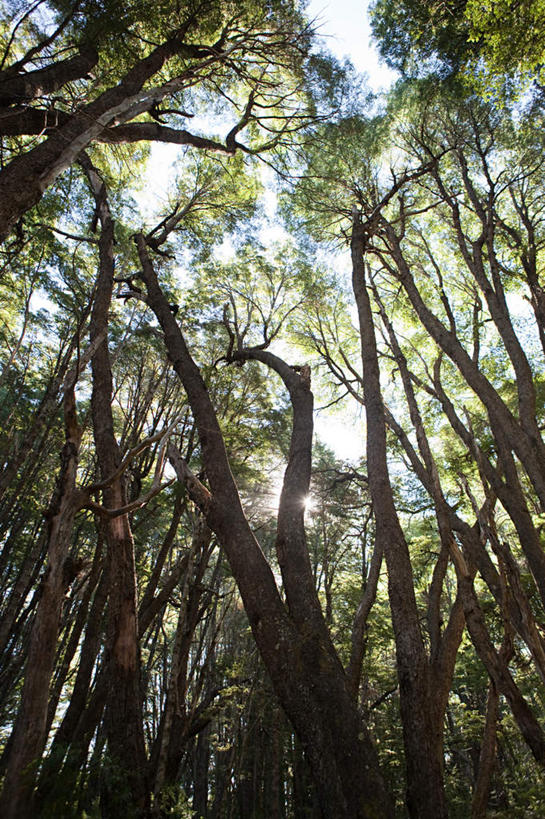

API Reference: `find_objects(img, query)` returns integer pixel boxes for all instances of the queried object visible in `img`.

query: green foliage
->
[371,0,545,100]
[465,0,545,83]
[370,0,472,77]
[151,785,193,818]
[3,2,545,817]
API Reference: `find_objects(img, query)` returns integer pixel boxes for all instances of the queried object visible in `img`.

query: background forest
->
[1,0,545,817]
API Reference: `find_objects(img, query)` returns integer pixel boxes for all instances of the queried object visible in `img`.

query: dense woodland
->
[1,0,545,816]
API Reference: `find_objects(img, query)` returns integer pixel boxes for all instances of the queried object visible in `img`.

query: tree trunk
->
[137,233,393,819]
[0,383,83,819]
[471,681,499,819]
[351,213,448,818]
[85,159,150,818]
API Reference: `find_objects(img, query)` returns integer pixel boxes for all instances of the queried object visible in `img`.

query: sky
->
[306,0,397,91]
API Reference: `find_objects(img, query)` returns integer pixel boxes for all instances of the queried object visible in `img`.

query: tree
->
[371,0,545,97]
[136,230,393,818]
[0,0,312,241]
[3,1,545,816]
[288,78,545,813]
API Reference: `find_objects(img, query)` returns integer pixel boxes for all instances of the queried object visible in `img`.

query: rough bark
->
[0,45,98,106]
[136,233,393,819]
[351,212,448,818]
[85,160,150,818]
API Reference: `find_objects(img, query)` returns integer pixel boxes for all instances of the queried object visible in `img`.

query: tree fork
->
[136,233,393,819]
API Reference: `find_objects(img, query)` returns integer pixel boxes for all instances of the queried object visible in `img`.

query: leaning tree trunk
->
[136,233,393,819]
[471,680,499,818]
[351,212,448,818]
[0,381,83,819]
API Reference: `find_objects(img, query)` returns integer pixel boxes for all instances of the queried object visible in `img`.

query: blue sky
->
[306,0,397,90]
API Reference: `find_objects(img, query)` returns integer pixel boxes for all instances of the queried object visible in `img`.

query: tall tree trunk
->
[36,562,108,805]
[471,681,499,818]
[351,212,448,818]
[151,517,212,810]
[383,221,545,511]
[193,724,211,818]
[84,159,150,818]
[451,547,545,765]
[137,233,393,819]
[0,381,83,819]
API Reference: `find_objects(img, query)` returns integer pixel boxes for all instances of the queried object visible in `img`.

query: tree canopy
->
[1,1,545,818]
